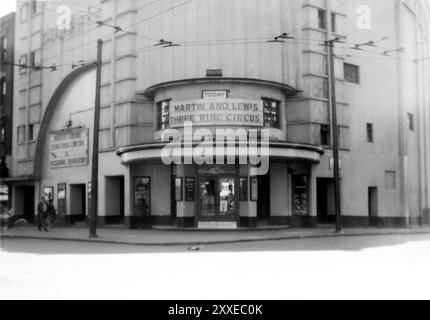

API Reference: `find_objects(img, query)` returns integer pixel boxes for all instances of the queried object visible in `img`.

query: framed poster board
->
[292,175,308,216]
[43,186,54,201]
[134,177,151,217]
[175,177,183,202]
[57,183,66,216]
[250,177,258,201]
[185,177,195,202]
[239,177,248,201]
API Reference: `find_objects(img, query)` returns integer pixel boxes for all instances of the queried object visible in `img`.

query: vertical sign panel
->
[57,183,66,217]
[134,177,151,217]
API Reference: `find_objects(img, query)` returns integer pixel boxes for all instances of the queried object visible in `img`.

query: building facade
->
[7,0,430,228]
[0,12,15,208]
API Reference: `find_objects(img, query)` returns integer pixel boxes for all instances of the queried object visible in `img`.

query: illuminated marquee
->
[169,99,264,128]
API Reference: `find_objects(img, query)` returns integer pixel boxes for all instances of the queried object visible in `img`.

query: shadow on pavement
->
[1,233,430,255]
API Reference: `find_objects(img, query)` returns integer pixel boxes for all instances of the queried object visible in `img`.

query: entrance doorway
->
[317,178,335,224]
[199,176,236,222]
[257,172,270,220]
[15,185,35,222]
[105,176,125,225]
[70,184,86,223]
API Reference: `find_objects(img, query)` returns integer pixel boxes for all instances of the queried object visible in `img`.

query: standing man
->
[37,196,48,232]
[47,199,57,229]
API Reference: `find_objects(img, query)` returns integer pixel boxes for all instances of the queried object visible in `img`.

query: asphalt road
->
[1,234,430,299]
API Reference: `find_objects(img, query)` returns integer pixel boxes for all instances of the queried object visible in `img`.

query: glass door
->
[199,176,236,222]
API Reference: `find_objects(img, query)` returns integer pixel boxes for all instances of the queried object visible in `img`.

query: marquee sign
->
[49,127,88,168]
[169,99,264,128]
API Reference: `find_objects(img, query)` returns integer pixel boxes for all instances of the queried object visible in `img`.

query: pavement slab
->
[1,226,430,246]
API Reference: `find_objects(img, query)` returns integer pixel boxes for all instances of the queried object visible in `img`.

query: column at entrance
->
[239,165,257,228]
[270,162,290,225]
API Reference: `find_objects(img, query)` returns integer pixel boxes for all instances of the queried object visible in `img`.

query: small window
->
[17,126,26,144]
[385,171,396,190]
[19,55,28,74]
[263,98,281,128]
[157,100,170,131]
[366,123,374,143]
[31,1,38,15]
[320,124,330,146]
[331,13,337,32]
[29,51,40,69]
[344,63,360,84]
[0,127,5,142]
[0,77,5,105]
[407,113,414,131]
[318,9,327,29]
[20,3,29,22]
[0,37,6,60]
[28,124,34,141]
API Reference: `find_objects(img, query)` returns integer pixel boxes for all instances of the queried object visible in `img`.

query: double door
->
[199,176,237,222]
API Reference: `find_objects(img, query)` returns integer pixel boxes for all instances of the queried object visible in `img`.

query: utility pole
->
[327,39,342,233]
[89,39,103,238]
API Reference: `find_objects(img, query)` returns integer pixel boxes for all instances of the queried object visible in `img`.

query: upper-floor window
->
[366,123,374,143]
[318,9,327,29]
[320,124,330,146]
[0,77,5,105]
[28,124,35,141]
[17,126,26,144]
[331,13,337,32]
[344,63,360,84]
[31,1,38,15]
[20,3,29,22]
[0,37,6,61]
[19,55,28,74]
[262,98,281,129]
[157,100,170,131]
[407,113,414,131]
[29,50,40,69]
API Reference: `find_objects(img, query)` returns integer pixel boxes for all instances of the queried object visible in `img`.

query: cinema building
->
[7,0,430,228]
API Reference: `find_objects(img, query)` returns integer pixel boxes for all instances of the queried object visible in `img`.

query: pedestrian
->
[47,199,57,229]
[37,196,48,232]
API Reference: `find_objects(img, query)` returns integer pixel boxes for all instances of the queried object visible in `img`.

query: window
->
[29,51,40,69]
[344,63,360,84]
[318,9,327,29]
[20,3,29,22]
[17,126,26,144]
[0,37,6,61]
[331,13,337,32]
[366,123,374,143]
[263,98,281,128]
[0,77,5,105]
[156,100,170,131]
[320,124,330,146]
[28,124,34,141]
[385,171,396,190]
[407,113,414,131]
[19,55,28,74]
[31,1,38,15]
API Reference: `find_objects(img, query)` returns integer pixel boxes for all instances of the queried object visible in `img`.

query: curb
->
[1,229,430,247]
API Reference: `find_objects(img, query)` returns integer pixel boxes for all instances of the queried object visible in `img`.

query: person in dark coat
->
[47,199,57,229]
[37,196,48,232]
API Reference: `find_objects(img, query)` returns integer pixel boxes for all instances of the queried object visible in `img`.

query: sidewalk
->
[2,225,430,246]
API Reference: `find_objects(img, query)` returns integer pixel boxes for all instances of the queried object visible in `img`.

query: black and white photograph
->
[0,0,430,304]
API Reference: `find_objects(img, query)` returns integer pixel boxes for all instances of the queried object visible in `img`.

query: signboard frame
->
[49,127,89,169]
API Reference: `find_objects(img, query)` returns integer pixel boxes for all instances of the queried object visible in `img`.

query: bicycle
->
[0,210,28,231]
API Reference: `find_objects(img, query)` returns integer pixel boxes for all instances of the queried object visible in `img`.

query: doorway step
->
[197,222,237,229]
